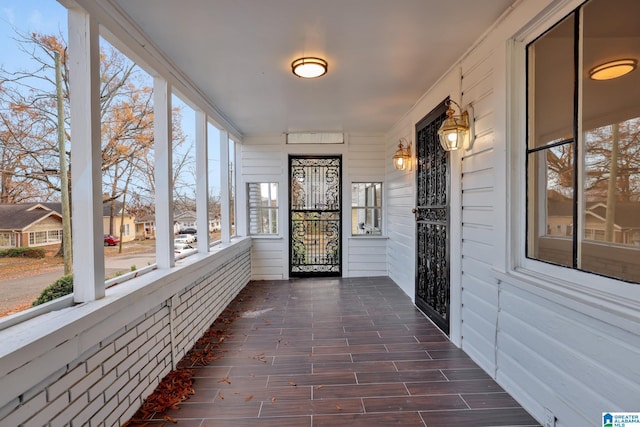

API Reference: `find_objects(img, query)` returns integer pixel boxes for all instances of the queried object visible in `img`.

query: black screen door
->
[289,156,342,277]
[415,100,450,334]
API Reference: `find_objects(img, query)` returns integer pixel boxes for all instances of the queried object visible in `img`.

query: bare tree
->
[0,30,186,257]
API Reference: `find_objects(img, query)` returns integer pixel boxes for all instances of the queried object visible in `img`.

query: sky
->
[1,0,67,72]
[1,0,222,198]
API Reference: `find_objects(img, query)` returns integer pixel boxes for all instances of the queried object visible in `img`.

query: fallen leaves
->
[123,287,265,425]
[126,368,194,423]
[254,352,268,363]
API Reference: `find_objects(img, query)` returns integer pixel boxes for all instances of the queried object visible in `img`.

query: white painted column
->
[68,8,105,302]
[154,77,175,268]
[220,130,231,244]
[195,111,210,252]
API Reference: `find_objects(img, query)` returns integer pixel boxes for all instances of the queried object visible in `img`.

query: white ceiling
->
[113,0,515,137]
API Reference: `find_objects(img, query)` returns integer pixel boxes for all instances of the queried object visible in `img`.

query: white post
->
[154,77,175,268]
[220,130,231,244]
[195,111,210,252]
[68,8,105,302]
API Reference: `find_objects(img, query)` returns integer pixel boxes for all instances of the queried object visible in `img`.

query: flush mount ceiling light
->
[589,59,637,81]
[291,57,328,78]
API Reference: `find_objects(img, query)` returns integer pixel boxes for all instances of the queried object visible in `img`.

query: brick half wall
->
[0,237,251,426]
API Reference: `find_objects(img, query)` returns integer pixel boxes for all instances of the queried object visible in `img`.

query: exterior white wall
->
[386,0,640,426]
[241,133,387,280]
[0,238,251,426]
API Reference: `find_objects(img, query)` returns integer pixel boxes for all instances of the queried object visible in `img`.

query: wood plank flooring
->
[136,277,540,426]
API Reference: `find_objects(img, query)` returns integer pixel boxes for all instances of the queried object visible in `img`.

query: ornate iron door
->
[415,101,450,334]
[289,156,342,277]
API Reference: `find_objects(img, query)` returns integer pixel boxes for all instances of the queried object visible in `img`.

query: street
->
[0,252,156,315]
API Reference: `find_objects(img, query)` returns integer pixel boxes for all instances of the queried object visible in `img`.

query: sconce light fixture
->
[393,137,412,170]
[437,99,474,151]
[291,57,328,78]
[589,59,637,81]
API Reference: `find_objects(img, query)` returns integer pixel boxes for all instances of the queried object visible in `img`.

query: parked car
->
[174,237,190,245]
[175,233,195,243]
[104,234,120,246]
[179,227,197,235]
[174,243,194,255]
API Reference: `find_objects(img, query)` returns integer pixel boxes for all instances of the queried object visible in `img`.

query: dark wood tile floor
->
[141,277,540,426]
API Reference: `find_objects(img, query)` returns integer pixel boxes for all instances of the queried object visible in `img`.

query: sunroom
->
[1,0,638,426]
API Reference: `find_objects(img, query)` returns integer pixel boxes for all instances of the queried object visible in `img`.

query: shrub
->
[0,247,46,259]
[33,274,73,306]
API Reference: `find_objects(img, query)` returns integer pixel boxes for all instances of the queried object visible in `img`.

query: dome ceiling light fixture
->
[589,59,637,81]
[291,57,328,79]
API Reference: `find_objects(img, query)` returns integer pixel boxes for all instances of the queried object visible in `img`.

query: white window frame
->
[28,229,62,246]
[501,0,640,330]
[351,182,382,236]
[247,182,279,236]
[0,232,17,248]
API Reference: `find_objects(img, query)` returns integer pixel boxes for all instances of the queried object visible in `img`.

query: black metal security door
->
[289,156,342,277]
[415,100,450,334]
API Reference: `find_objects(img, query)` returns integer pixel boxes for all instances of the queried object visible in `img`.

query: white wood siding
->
[346,134,387,277]
[241,133,387,279]
[458,46,499,375]
[386,1,640,425]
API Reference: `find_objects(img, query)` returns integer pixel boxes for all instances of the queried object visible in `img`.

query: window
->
[351,183,382,235]
[248,183,278,235]
[526,0,640,283]
[28,229,62,246]
[0,233,16,248]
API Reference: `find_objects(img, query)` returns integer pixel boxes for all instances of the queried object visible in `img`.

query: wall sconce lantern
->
[393,137,412,170]
[437,99,474,151]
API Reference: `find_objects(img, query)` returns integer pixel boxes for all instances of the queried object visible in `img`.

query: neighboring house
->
[175,211,221,234]
[134,216,156,240]
[102,201,136,243]
[0,202,137,248]
[209,216,221,232]
[547,195,640,246]
[174,210,196,233]
[0,203,63,251]
[585,202,640,245]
